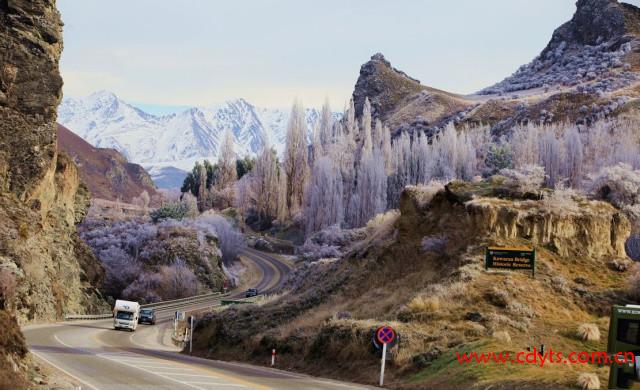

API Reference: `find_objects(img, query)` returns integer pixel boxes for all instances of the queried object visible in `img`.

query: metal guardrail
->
[64,313,113,320]
[63,292,228,321]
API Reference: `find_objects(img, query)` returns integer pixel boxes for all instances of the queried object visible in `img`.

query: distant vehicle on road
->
[245,288,259,298]
[138,308,156,325]
[113,300,140,331]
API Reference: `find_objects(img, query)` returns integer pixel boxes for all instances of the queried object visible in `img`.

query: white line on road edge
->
[30,348,98,390]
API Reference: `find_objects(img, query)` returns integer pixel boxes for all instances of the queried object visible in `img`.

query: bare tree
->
[217,128,237,189]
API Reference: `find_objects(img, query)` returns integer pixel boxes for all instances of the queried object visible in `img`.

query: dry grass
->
[576,372,600,389]
[576,323,600,341]
[407,296,441,319]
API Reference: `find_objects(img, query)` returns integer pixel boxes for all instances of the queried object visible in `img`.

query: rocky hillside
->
[0,1,107,387]
[353,0,640,137]
[58,124,158,203]
[191,179,633,388]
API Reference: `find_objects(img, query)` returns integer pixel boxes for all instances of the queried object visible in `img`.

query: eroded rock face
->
[0,0,107,323]
[399,184,631,261]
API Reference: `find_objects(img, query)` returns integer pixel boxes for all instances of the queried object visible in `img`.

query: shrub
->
[150,201,191,222]
[576,372,600,390]
[500,164,545,193]
[407,296,441,318]
[542,187,581,215]
[589,163,640,208]
[485,288,509,308]
[577,323,600,341]
[492,330,511,343]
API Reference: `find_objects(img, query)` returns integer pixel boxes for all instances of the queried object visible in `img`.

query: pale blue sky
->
[57,0,640,114]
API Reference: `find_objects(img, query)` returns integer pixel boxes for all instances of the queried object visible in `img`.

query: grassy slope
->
[192,184,632,389]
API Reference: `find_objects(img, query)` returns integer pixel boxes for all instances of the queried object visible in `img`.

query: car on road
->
[138,308,156,325]
[245,288,259,298]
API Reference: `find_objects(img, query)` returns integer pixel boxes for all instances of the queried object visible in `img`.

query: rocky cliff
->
[58,124,158,203]
[0,0,107,327]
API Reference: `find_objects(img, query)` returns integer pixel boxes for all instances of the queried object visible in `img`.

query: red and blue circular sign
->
[376,326,396,345]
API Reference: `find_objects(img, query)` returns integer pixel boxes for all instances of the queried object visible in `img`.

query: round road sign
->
[376,326,396,345]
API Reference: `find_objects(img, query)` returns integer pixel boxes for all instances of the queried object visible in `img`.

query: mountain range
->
[58,92,341,188]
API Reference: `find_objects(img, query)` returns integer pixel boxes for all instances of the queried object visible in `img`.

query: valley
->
[2,0,640,389]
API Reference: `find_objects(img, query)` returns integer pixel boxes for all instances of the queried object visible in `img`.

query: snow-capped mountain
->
[58,91,340,187]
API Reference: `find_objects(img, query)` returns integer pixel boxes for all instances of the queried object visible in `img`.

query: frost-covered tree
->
[362,98,373,156]
[217,128,237,189]
[510,124,540,169]
[303,156,344,235]
[539,128,564,188]
[283,99,309,215]
[349,149,387,228]
[381,123,392,174]
[319,98,334,149]
[277,169,289,222]
[563,126,584,188]
[253,146,279,220]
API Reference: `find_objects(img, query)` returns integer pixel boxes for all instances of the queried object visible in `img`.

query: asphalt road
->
[23,249,370,390]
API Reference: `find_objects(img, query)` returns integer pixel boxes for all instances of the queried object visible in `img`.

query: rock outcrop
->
[351,1,640,137]
[0,0,107,330]
[481,0,640,95]
[352,53,471,135]
[58,124,158,203]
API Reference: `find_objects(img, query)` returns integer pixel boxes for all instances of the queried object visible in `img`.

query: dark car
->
[138,308,156,325]
[245,288,259,298]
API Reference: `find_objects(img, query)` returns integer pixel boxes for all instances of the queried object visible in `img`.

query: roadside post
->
[271,348,276,366]
[375,325,396,387]
[189,315,194,354]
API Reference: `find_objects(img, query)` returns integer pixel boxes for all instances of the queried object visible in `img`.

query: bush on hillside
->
[542,186,581,216]
[589,163,640,208]
[149,202,195,223]
[576,323,600,341]
[500,164,545,194]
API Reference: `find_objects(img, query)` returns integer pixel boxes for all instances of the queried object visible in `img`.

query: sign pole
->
[189,315,194,354]
[380,342,387,386]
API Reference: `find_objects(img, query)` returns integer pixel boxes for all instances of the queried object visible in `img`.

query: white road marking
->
[97,352,253,389]
[98,355,207,390]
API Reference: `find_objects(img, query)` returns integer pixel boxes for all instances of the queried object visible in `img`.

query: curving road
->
[23,249,369,390]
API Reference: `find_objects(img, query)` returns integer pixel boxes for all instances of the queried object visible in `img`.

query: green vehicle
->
[608,305,640,389]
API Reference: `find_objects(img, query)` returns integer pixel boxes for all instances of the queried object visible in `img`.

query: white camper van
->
[113,300,140,331]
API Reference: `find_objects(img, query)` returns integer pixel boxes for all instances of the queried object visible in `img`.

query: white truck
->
[113,300,140,331]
